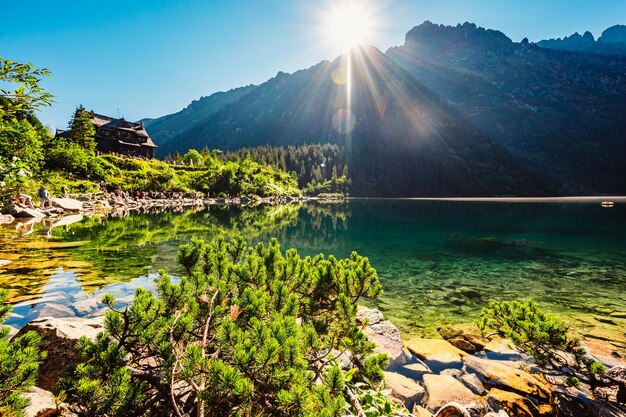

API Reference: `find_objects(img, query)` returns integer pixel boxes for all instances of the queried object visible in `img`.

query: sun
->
[324,1,374,51]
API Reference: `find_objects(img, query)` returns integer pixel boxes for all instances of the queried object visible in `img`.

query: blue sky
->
[2,0,625,129]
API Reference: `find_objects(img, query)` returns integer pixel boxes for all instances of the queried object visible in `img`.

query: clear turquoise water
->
[1,200,625,350]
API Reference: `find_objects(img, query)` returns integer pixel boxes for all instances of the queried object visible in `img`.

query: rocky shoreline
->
[9,307,626,417]
[1,194,322,225]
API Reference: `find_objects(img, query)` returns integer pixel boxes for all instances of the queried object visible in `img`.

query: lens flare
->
[322,0,376,52]
[333,108,356,134]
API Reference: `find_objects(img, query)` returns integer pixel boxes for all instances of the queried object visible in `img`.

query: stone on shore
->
[383,371,426,409]
[13,316,104,391]
[405,338,466,370]
[51,197,84,211]
[18,208,46,219]
[356,306,385,325]
[402,361,432,380]
[361,308,412,367]
[1,203,45,218]
[422,374,476,412]
[0,259,12,267]
[412,405,434,417]
[463,355,551,400]
[486,388,540,417]
[22,386,76,417]
[461,373,487,395]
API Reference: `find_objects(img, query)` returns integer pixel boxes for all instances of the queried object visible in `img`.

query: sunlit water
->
[1,200,625,353]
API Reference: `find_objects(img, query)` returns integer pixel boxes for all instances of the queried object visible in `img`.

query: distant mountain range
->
[145,22,626,196]
[537,25,626,55]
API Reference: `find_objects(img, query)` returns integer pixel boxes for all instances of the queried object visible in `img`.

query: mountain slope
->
[386,21,626,194]
[144,84,257,153]
[155,45,545,196]
[145,22,626,196]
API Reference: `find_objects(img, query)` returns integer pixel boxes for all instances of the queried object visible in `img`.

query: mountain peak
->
[404,21,512,50]
[599,25,626,44]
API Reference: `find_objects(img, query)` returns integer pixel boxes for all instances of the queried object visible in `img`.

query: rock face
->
[405,339,466,371]
[360,308,412,367]
[384,371,426,409]
[13,317,104,390]
[422,374,476,412]
[463,355,551,400]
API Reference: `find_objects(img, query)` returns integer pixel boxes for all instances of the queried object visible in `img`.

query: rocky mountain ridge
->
[145,21,626,196]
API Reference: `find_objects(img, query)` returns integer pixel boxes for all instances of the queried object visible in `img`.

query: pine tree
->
[62,238,388,417]
[68,105,96,151]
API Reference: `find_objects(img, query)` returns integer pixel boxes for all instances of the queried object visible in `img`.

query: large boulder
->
[16,208,45,219]
[1,203,24,216]
[463,355,551,400]
[405,339,466,371]
[383,371,425,409]
[12,317,104,390]
[422,374,476,412]
[361,309,412,368]
[51,198,84,212]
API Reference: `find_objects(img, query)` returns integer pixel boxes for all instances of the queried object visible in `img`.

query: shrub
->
[0,289,46,415]
[61,238,388,416]
[477,300,605,387]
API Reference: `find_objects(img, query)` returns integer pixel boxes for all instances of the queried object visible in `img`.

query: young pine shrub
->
[61,237,390,417]
[477,299,605,387]
[0,289,46,416]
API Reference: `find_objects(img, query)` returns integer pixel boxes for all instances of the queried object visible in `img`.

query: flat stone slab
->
[51,197,84,211]
[422,373,476,412]
[405,338,466,371]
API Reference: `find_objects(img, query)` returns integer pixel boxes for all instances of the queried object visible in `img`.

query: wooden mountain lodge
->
[57,112,158,159]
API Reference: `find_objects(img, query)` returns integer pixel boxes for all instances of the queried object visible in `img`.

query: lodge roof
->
[89,112,157,148]
[55,112,158,150]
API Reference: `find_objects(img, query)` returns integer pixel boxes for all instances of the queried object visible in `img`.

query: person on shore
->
[61,186,69,198]
[15,192,35,209]
[38,186,52,208]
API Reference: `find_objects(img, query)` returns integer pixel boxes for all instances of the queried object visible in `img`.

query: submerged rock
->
[12,316,104,390]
